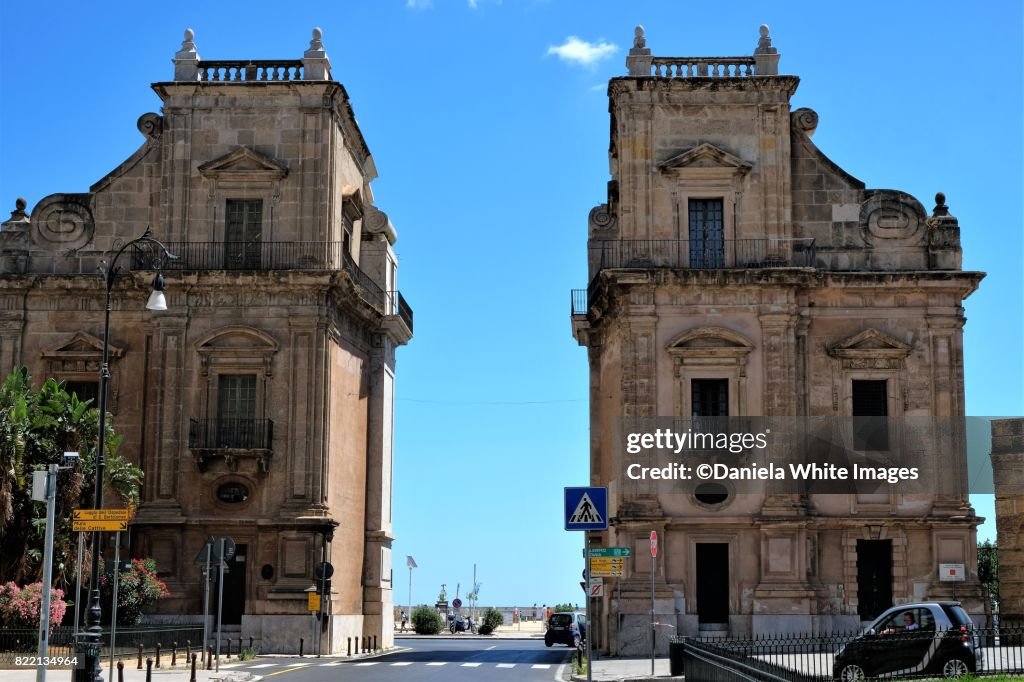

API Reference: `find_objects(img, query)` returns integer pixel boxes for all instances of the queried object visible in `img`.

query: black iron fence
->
[388,291,415,334]
[589,238,817,270]
[188,418,274,450]
[571,289,587,316]
[0,625,204,668]
[671,626,1024,681]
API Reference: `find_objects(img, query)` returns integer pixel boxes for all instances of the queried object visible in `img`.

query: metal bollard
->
[172,641,177,667]
[185,640,191,665]
[137,643,144,669]
[249,636,253,650]
[156,642,162,668]
[146,658,153,682]
[206,646,213,670]
[226,637,231,659]
[117,661,124,682]
[190,654,197,682]
[373,635,377,652]
[238,637,243,656]
[299,637,304,657]
[347,637,351,656]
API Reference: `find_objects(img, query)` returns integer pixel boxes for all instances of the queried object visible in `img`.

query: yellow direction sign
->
[308,593,321,612]
[73,519,128,532]
[590,556,626,578]
[73,509,132,521]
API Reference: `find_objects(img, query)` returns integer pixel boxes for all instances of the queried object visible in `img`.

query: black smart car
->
[544,612,587,648]
[833,602,983,680]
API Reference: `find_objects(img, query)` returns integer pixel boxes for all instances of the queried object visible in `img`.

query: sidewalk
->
[572,656,679,681]
[1,661,253,682]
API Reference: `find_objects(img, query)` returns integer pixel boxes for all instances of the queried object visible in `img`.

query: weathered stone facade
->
[991,419,1024,627]
[0,29,411,653]
[572,26,985,653]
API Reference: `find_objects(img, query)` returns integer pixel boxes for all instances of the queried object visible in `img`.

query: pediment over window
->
[40,331,125,361]
[659,143,752,175]
[827,328,912,361]
[195,326,279,376]
[668,327,753,360]
[198,147,289,181]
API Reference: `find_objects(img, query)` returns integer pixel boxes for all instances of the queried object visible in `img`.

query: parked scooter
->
[449,614,476,633]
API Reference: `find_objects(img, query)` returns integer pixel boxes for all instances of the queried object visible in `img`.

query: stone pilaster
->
[991,419,1024,627]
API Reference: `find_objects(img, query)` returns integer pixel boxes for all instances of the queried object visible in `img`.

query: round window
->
[694,482,729,506]
[216,482,249,504]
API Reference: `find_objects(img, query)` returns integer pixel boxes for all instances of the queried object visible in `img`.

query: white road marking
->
[390,662,413,666]
[286,662,309,667]
[248,664,277,668]
[486,645,497,650]
[426,662,447,666]
[531,663,551,669]
[320,662,342,666]
[496,663,516,668]
[461,662,482,667]
[354,662,379,666]
[219,664,243,669]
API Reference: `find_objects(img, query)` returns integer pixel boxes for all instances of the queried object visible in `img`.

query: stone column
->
[991,419,1024,627]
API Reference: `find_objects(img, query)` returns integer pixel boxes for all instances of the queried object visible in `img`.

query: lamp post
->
[406,555,417,628]
[74,228,174,682]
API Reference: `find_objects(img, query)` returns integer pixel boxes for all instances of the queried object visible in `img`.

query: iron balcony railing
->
[130,241,407,315]
[589,238,816,271]
[387,291,415,334]
[188,418,273,450]
[571,289,587,316]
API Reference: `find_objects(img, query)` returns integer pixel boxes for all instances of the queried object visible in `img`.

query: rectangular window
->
[692,379,729,417]
[217,374,257,448]
[225,199,263,269]
[852,379,889,451]
[688,199,725,268]
[64,380,99,407]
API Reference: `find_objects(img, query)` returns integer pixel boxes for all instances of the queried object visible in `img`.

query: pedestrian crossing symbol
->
[564,486,608,531]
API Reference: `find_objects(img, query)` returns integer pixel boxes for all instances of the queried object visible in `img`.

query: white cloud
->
[546,36,618,67]
[468,0,478,6]
[406,0,433,9]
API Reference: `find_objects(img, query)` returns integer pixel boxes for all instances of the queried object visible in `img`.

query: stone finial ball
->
[184,28,194,42]
[313,27,323,40]
[760,24,770,37]
[935,192,946,205]
[16,197,27,211]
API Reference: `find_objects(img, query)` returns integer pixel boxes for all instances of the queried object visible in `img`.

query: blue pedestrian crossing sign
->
[564,486,608,531]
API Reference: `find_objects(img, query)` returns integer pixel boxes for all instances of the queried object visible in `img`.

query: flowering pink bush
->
[100,558,170,625]
[0,582,67,632]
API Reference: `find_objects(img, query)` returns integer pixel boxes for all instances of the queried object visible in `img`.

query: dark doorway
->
[696,543,729,624]
[220,544,247,625]
[856,539,892,620]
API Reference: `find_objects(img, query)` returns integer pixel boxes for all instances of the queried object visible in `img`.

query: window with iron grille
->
[225,199,263,269]
[692,379,729,417]
[217,374,257,448]
[688,198,724,268]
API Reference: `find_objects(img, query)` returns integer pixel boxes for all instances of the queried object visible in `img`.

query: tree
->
[979,539,998,606]
[99,558,169,625]
[411,605,443,634]
[0,367,142,588]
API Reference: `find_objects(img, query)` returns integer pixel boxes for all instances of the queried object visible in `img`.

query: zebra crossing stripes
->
[234,660,559,670]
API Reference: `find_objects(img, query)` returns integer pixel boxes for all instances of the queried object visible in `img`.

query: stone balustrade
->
[197,60,304,82]
[649,57,757,78]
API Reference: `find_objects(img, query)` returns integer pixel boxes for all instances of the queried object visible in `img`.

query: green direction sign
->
[590,547,632,558]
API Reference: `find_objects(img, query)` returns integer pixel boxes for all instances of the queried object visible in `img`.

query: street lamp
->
[74,228,174,682]
[406,555,417,629]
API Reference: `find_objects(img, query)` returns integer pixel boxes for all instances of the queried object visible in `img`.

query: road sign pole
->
[202,542,211,660]
[36,464,57,682]
[108,532,121,682]
[650,530,657,677]
[216,538,225,672]
[74,533,84,638]
[585,531,592,682]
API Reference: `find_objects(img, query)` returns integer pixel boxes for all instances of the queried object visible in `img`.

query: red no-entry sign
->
[650,530,658,558]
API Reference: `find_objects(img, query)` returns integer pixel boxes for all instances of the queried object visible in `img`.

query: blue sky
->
[1,1,1021,609]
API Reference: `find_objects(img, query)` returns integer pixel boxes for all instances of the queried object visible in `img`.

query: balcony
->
[588,238,816,271]
[130,241,415,325]
[188,418,273,472]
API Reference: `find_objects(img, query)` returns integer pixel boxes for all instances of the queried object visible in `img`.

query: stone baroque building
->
[0,29,411,653]
[571,26,985,653]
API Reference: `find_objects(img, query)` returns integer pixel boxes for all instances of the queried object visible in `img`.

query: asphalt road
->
[218,638,573,681]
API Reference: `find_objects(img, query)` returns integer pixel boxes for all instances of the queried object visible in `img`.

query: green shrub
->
[477,607,504,635]
[411,605,443,635]
[238,648,258,661]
